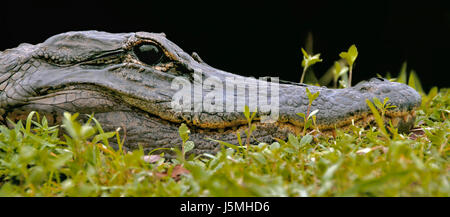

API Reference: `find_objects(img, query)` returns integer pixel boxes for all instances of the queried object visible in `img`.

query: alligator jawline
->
[30,83,417,135]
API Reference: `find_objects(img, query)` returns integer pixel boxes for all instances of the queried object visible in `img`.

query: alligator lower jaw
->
[225,109,417,138]
[312,109,417,133]
[10,84,417,138]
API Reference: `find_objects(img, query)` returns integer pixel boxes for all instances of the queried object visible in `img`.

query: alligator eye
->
[134,43,164,65]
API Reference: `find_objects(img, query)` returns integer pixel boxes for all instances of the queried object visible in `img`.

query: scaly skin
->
[0,31,421,155]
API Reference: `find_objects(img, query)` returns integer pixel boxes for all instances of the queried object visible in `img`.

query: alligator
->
[0,31,421,155]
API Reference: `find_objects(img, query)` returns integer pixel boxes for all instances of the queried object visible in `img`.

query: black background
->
[1,0,449,91]
[0,197,446,216]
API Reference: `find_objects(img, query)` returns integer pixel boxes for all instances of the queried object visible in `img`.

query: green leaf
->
[306,88,320,104]
[410,70,424,93]
[80,125,96,139]
[288,133,299,147]
[92,132,116,145]
[334,61,341,76]
[244,105,250,121]
[299,134,313,147]
[62,112,80,140]
[297,112,306,121]
[408,71,416,90]
[308,109,319,119]
[301,48,323,69]
[308,54,323,67]
[383,97,390,107]
[90,115,110,147]
[322,160,342,181]
[184,141,195,153]
[236,131,243,146]
[428,87,438,98]
[49,152,73,170]
[250,107,258,120]
[348,44,358,59]
[208,138,240,150]
[385,71,392,79]
[251,153,267,165]
[339,44,358,66]
[305,119,313,131]
[178,123,190,143]
[312,115,317,126]
[301,48,309,58]
[338,77,348,88]
[332,61,348,79]
[270,142,281,150]
[29,166,46,185]
[397,62,407,83]
[373,97,383,110]
[311,92,320,102]
[366,99,388,137]
[25,111,39,134]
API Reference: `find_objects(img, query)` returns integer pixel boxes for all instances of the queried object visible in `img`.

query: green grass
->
[0,88,448,196]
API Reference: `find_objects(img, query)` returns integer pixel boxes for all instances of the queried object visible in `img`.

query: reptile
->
[0,31,421,155]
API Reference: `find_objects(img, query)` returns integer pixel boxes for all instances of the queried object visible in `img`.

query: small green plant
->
[208,105,257,156]
[300,48,323,84]
[178,123,194,162]
[243,105,257,149]
[332,61,348,88]
[339,44,358,87]
[372,97,397,121]
[408,70,424,94]
[395,61,425,94]
[366,97,400,140]
[365,97,392,139]
[297,87,320,135]
[397,62,408,84]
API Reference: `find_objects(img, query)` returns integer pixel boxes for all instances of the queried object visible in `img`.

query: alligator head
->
[0,31,421,154]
